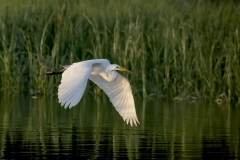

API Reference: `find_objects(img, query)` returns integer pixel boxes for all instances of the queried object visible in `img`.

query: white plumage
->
[57,59,139,126]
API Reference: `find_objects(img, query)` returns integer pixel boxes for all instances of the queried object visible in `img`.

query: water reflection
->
[0,95,239,159]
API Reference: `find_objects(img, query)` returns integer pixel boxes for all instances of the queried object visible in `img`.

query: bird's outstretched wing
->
[89,73,139,126]
[58,62,92,108]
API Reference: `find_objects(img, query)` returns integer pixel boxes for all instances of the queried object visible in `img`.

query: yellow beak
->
[118,66,132,73]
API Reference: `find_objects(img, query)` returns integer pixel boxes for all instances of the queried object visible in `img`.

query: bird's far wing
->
[89,73,139,126]
[58,61,93,108]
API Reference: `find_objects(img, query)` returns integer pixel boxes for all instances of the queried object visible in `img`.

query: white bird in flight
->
[45,59,139,126]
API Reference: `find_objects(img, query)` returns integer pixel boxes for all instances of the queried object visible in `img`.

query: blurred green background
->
[0,0,239,103]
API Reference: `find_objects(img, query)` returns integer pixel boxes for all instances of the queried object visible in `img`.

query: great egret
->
[45,59,139,126]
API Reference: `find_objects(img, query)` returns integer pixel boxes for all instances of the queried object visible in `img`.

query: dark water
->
[0,95,239,159]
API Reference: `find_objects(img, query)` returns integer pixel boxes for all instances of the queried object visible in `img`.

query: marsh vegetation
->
[0,0,240,103]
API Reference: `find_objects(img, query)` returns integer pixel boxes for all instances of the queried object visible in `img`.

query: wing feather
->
[58,60,99,108]
[89,73,139,126]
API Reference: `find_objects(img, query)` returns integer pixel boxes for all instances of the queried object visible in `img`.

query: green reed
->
[0,0,239,103]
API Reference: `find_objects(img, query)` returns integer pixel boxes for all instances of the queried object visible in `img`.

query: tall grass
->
[0,0,239,103]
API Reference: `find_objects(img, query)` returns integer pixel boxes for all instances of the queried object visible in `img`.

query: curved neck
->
[100,70,118,82]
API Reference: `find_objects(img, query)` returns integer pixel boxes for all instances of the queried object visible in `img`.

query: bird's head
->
[112,64,132,73]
